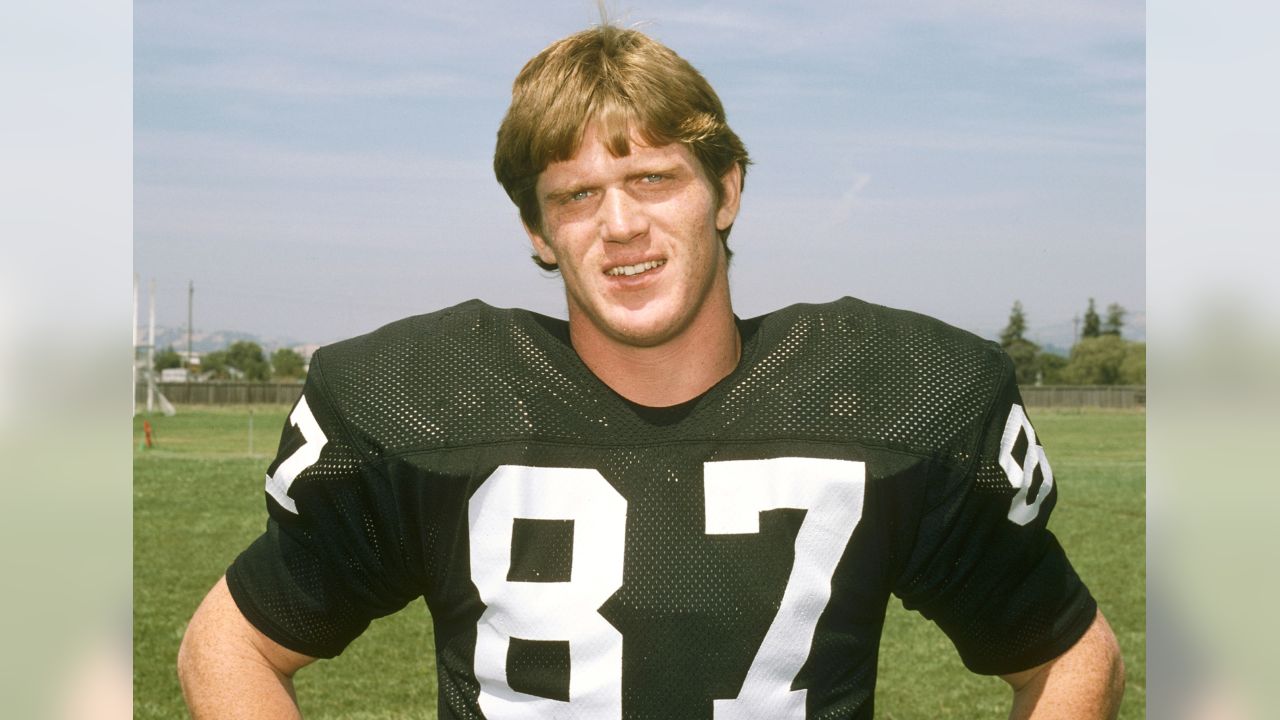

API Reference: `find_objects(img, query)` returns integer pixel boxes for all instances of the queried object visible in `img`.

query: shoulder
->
[740,297,1013,454]
[316,300,519,365]
[756,296,1008,376]
[302,300,561,456]
[309,299,555,387]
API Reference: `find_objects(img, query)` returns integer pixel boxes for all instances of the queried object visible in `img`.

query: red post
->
[143,419,154,449]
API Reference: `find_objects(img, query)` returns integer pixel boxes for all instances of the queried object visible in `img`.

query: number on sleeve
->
[703,457,866,720]
[264,396,328,514]
[468,465,627,719]
[997,403,1055,526]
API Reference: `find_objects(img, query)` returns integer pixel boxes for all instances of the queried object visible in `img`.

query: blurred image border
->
[1,1,133,717]
[5,0,1278,715]
[1149,0,1280,717]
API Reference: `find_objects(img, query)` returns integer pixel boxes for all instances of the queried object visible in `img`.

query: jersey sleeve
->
[225,351,420,659]
[891,348,1097,675]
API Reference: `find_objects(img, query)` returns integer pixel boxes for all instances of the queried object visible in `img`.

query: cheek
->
[554,240,600,286]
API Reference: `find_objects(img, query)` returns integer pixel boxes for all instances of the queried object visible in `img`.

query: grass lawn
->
[135,406,1144,718]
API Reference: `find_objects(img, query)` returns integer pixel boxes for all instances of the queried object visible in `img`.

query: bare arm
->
[178,576,318,719]
[1000,610,1125,720]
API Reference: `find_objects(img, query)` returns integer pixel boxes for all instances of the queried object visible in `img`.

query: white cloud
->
[138,59,472,99]
[825,173,873,229]
[644,6,777,35]
[837,125,1143,158]
[136,0,574,65]
[135,130,488,186]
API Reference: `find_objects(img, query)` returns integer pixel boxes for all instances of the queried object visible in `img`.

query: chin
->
[598,306,691,348]
[603,320,680,348]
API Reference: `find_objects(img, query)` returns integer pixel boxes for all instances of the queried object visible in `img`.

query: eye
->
[641,173,664,184]
[564,189,592,204]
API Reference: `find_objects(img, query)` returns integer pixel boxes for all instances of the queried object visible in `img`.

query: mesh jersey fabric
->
[226,297,1096,719]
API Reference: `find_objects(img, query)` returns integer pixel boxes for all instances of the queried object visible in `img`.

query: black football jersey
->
[227,297,1095,719]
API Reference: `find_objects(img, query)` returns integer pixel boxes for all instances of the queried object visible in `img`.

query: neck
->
[569,292,740,408]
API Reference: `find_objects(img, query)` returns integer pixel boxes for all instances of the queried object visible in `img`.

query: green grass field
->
[134,406,1144,718]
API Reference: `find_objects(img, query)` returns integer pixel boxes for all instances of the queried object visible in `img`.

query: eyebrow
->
[627,164,682,180]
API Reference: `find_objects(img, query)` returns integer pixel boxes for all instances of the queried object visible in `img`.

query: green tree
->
[1081,298,1101,339]
[154,345,182,371]
[225,340,270,381]
[1038,352,1069,384]
[1000,301,1028,346]
[1003,339,1042,386]
[199,342,270,380]
[1103,303,1126,337]
[272,347,306,380]
[1063,335,1128,384]
[1120,341,1145,384]
[200,349,230,379]
[999,301,1040,385]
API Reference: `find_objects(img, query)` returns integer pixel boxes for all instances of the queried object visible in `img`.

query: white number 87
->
[467,457,866,719]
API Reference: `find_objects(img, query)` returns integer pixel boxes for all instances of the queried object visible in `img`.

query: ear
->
[715,163,743,232]
[524,222,559,267]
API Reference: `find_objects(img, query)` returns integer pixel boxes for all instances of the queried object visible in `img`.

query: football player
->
[178,24,1124,719]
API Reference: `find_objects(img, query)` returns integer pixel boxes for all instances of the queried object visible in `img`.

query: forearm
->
[178,576,314,719]
[1004,611,1125,720]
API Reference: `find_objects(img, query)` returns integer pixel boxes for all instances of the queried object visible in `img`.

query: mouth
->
[605,259,666,277]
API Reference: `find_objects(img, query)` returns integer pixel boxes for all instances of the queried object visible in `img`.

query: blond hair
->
[493,25,750,270]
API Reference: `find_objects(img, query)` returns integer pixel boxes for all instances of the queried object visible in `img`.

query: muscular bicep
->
[179,576,317,718]
[1000,610,1125,720]
[191,576,317,674]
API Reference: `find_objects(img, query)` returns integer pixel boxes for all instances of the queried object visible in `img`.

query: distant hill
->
[143,326,310,355]
[1039,342,1071,359]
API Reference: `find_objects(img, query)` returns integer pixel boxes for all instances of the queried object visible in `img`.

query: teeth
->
[606,259,665,277]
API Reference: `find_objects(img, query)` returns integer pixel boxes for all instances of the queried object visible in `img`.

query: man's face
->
[527,124,742,350]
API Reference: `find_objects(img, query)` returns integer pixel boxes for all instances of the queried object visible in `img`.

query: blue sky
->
[134,1,1144,348]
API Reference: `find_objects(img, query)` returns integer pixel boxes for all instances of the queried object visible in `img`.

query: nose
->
[597,187,648,243]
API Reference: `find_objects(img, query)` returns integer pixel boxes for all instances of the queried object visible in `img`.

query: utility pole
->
[187,280,194,379]
[148,279,157,413]
[1072,314,1080,346]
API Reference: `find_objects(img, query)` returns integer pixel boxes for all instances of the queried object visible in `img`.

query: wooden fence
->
[144,382,305,406]
[1021,385,1144,409]
[142,382,1145,410]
